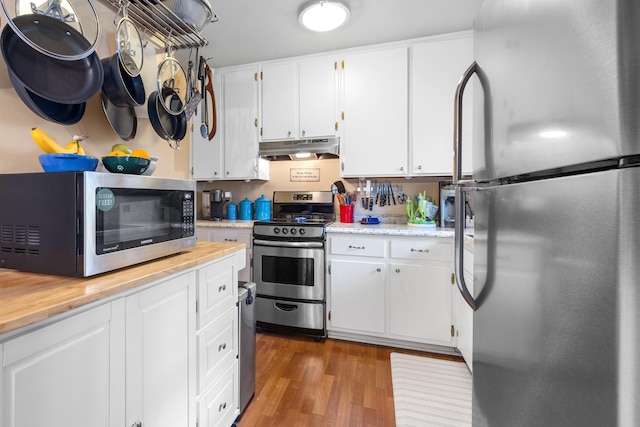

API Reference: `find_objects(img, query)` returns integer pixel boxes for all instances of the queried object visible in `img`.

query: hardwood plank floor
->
[236,332,463,427]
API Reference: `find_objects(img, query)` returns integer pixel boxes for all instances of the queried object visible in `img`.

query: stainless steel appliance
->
[0,172,196,276]
[452,1,640,425]
[440,188,455,228]
[252,191,334,341]
[209,189,226,220]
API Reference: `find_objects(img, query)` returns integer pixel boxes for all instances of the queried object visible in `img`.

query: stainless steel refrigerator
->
[452,1,640,426]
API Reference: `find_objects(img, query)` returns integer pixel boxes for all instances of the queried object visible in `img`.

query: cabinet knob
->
[219,402,227,412]
[376,268,382,272]
[226,171,230,175]
[417,165,422,170]
[400,166,404,171]
[301,130,306,136]
[218,342,227,351]
[131,422,142,427]
[395,268,400,273]
[287,131,292,137]
[218,284,227,292]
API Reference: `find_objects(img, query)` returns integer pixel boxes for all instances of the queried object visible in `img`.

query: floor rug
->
[390,353,472,427]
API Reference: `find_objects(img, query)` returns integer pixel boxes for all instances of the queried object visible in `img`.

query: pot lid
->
[116,17,143,77]
[2,0,100,60]
[157,54,187,115]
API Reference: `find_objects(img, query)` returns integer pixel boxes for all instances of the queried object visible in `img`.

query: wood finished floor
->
[236,332,463,427]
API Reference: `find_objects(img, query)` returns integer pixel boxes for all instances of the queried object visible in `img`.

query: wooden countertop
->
[0,241,245,336]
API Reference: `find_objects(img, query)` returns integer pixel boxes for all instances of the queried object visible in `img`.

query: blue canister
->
[226,202,237,220]
[239,198,253,220]
[255,194,271,221]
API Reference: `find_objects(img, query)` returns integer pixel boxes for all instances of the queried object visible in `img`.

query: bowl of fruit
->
[102,144,152,175]
[30,128,99,172]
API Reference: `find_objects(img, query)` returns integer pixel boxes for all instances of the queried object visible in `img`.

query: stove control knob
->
[274,227,281,234]
[299,228,306,235]
[282,228,289,235]
[291,228,297,235]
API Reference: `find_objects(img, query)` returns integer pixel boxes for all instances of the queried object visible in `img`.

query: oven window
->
[262,255,315,286]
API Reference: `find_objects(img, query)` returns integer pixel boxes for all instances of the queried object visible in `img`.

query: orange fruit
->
[108,150,127,156]
[130,149,150,159]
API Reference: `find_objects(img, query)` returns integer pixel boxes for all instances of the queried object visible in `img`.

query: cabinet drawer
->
[197,257,236,328]
[211,229,252,247]
[389,238,451,261]
[198,362,238,427]
[197,308,238,394]
[330,236,386,257]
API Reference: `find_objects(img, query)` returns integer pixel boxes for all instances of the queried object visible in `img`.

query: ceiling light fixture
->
[299,1,350,32]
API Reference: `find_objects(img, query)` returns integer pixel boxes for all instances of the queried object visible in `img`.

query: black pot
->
[7,65,85,125]
[0,14,103,104]
[101,53,145,107]
[148,89,187,141]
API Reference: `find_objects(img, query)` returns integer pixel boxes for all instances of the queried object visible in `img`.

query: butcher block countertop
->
[0,241,245,336]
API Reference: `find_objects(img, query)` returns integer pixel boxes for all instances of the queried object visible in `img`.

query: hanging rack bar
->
[101,0,216,49]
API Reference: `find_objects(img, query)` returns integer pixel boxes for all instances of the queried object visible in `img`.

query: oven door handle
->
[274,302,299,312]
[253,239,324,249]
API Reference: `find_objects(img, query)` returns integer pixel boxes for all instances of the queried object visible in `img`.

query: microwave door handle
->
[453,61,477,185]
[454,186,477,310]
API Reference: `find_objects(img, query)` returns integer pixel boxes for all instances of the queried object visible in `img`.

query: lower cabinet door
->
[329,259,386,334]
[198,361,239,427]
[126,271,197,427]
[2,302,126,427]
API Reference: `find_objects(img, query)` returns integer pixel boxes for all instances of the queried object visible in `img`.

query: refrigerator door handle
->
[454,186,477,310]
[453,61,477,185]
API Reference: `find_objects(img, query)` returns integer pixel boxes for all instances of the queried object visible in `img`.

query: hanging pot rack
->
[101,0,216,50]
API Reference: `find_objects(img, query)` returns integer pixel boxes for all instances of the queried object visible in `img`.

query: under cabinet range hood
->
[259,138,339,161]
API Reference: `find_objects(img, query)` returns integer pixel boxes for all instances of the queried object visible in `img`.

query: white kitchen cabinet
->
[327,233,454,348]
[1,302,125,427]
[191,71,224,180]
[411,32,473,176]
[0,250,245,427]
[453,245,474,371]
[260,56,338,141]
[340,46,409,177]
[198,227,251,282]
[125,271,197,427]
[222,66,269,180]
[329,259,386,333]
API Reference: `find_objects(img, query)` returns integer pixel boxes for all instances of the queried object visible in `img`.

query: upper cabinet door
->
[412,34,473,176]
[191,71,223,180]
[299,57,338,139]
[260,62,298,141]
[223,65,261,179]
[341,47,409,177]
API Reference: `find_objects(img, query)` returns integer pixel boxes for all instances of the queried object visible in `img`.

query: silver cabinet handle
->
[410,248,429,253]
[348,245,365,249]
[219,402,227,412]
[395,268,400,273]
[218,343,227,351]
[218,284,227,292]
[224,238,238,242]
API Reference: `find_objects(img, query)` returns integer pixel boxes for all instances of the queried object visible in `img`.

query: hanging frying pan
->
[7,65,85,125]
[148,89,178,139]
[0,14,103,104]
[101,91,136,141]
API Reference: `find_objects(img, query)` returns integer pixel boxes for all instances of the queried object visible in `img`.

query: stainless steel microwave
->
[0,172,196,276]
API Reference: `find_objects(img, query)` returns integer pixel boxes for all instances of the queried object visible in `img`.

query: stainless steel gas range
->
[252,191,335,341]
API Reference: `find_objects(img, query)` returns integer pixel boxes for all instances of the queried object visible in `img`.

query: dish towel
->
[390,353,472,427]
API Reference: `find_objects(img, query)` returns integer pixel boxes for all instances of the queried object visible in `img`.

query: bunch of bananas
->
[30,127,87,155]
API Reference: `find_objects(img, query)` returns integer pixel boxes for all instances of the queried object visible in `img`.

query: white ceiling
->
[201,0,482,68]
